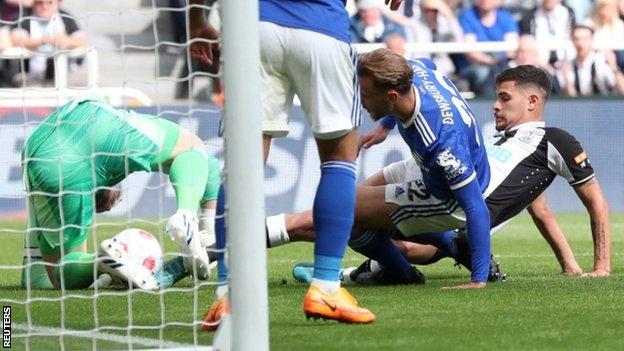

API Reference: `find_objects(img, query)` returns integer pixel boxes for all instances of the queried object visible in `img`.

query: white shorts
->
[259,21,361,139]
[383,158,466,236]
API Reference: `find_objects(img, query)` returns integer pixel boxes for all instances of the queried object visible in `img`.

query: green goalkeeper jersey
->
[22,97,180,254]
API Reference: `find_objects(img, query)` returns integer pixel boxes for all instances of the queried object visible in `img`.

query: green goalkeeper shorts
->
[27,188,93,254]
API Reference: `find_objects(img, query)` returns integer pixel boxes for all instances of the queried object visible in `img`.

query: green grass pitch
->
[0,213,622,350]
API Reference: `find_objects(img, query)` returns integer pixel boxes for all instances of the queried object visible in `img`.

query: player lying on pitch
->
[268,65,612,284]
[21,96,221,290]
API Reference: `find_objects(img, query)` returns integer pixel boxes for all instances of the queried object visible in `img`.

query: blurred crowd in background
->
[349,0,624,96]
[0,0,86,88]
[1,0,623,97]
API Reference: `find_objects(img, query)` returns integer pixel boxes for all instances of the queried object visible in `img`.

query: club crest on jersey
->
[518,132,535,144]
[436,147,468,180]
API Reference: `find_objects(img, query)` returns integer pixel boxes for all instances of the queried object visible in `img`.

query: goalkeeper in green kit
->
[21,96,221,290]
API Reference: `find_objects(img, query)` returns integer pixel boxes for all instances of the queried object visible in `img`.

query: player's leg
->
[346,172,424,283]
[266,159,411,247]
[285,26,376,323]
[21,123,97,290]
[259,21,294,165]
[164,126,209,213]
[203,21,296,332]
[152,120,212,279]
[33,191,97,290]
[199,157,221,281]
[156,156,221,289]
[199,155,221,245]
[21,197,54,289]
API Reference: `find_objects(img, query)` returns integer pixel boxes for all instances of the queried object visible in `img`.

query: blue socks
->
[215,184,228,285]
[349,229,413,279]
[312,161,356,282]
[408,231,457,256]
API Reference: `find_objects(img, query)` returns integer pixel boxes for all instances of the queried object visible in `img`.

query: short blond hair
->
[358,48,413,94]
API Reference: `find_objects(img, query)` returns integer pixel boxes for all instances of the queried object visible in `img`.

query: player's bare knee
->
[315,129,358,162]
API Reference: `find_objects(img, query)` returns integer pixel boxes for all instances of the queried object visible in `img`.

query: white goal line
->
[13,323,212,350]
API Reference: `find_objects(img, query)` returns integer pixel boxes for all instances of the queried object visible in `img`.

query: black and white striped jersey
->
[484,121,595,229]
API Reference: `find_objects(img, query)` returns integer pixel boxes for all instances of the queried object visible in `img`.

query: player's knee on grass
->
[20,261,54,289]
[54,252,96,289]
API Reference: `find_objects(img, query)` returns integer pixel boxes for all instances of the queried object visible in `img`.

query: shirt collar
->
[400,85,421,128]
[497,121,545,137]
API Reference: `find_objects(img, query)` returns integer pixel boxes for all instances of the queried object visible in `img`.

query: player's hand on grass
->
[561,263,583,276]
[385,0,404,11]
[441,281,486,290]
[581,269,610,278]
[359,125,391,151]
[190,22,220,67]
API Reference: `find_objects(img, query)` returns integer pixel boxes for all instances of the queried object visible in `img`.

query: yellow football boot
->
[303,284,375,324]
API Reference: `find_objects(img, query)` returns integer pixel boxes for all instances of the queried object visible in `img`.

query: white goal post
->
[220,0,269,350]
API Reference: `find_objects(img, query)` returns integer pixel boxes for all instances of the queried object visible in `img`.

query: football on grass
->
[112,228,163,273]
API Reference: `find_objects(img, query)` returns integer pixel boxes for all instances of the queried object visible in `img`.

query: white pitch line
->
[13,324,212,350]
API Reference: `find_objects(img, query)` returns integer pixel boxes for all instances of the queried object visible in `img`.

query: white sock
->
[199,207,216,231]
[172,208,197,220]
[311,278,340,293]
[215,284,228,299]
[199,207,216,247]
[266,214,290,248]
[340,267,357,284]
[370,260,383,273]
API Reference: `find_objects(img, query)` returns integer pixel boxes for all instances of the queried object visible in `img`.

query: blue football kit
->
[260,0,350,43]
[379,58,492,282]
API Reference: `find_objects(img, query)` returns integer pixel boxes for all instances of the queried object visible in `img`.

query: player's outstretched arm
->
[527,194,582,276]
[573,178,611,277]
[359,124,392,151]
[443,178,490,289]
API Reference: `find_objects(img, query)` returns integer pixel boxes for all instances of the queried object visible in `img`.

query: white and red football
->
[112,228,163,273]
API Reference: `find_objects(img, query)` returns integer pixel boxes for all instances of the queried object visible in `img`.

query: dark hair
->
[496,65,552,99]
[358,48,413,94]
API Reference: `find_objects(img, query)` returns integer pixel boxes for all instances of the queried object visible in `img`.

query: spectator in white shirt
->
[558,25,624,96]
[519,0,576,67]
[404,0,462,77]
[585,0,624,71]
[11,0,86,86]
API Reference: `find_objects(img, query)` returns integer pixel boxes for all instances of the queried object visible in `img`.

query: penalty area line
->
[13,323,212,350]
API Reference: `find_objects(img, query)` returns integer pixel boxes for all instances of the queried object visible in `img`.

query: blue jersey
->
[394,59,490,200]
[259,0,350,43]
[380,58,492,282]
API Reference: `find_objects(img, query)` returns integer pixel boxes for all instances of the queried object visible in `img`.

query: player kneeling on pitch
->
[20,97,221,290]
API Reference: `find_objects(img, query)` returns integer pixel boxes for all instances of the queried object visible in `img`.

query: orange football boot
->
[303,285,375,324]
[201,293,230,332]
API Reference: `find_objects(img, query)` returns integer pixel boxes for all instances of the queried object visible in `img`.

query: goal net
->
[0,1,267,350]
